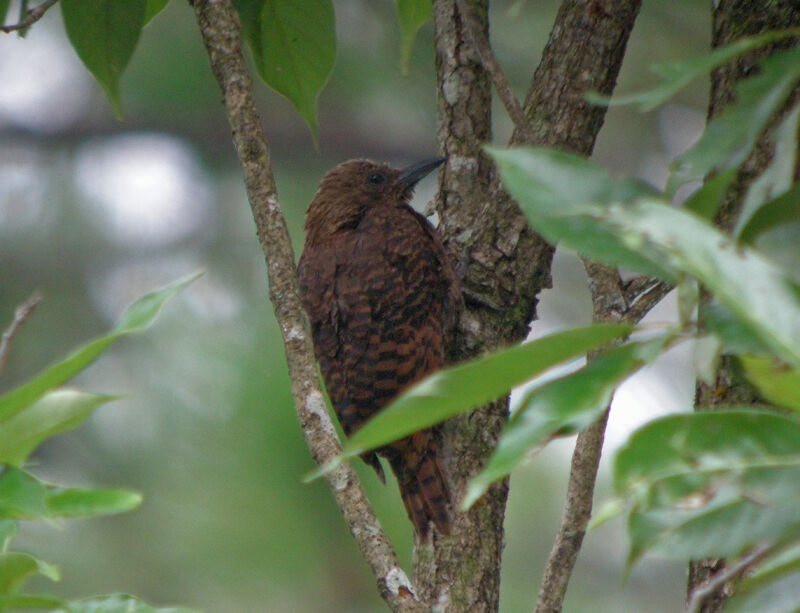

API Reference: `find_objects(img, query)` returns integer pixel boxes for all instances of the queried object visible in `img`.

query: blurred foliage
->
[615,410,800,565]
[395,0,432,75]
[0,278,196,611]
[0,0,722,611]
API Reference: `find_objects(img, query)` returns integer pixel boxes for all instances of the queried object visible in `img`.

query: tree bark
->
[420,1,642,610]
[415,4,507,610]
[192,2,423,610]
[688,2,800,611]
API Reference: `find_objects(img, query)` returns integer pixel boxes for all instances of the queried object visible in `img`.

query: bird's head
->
[304,157,445,239]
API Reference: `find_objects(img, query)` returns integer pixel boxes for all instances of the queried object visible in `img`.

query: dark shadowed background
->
[1,1,708,610]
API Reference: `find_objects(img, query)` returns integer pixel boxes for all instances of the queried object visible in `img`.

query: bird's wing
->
[298,243,340,364]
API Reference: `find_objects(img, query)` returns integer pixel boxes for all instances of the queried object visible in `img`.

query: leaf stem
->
[0,292,43,377]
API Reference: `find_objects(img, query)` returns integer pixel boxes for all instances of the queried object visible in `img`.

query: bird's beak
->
[397,157,447,188]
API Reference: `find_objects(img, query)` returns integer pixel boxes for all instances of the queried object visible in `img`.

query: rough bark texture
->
[421,1,643,610]
[707,0,800,235]
[192,2,423,610]
[687,2,800,611]
[417,3,508,610]
[515,0,642,152]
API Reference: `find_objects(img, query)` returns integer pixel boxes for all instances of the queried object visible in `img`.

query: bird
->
[297,157,462,538]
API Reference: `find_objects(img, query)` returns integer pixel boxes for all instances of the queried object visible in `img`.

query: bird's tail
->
[387,430,451,539]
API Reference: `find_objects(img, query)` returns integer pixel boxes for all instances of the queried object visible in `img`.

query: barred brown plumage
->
[297,157,461,538]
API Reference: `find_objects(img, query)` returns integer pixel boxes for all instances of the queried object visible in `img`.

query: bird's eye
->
[367,172,387,185]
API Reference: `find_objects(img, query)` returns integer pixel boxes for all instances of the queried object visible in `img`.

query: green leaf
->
[738,355,800,412]
[0,468,48,520]
[751,220,800,285]
[464,336,673,508]
[490,147,800,367]
[735,104,800,237]
[0,0,11,25]
[0,390,118,466]
[700,299,771,356]
[309,323,634,480]
[115,272,201,334]
[486,146,672,280]
[729,569,800,613]
[615,410,800,565]
[738,182,800,246]
[0,593,64,610]
[668,47,800,192]
[588,498,625,531]
[0,520,17,551]
[682,169,736,221]
[395,0,432,75]
[677,276,698,327]
[693,335,722,387]
[0,467,140,520]
[65,594,198,613]
[46,488,142,518]
[232,0,261,35]
[729,543,800,613]
[585,30,798,111]
[0,552,58,593]
[237,0,336,142]
[0,272,200,424]
[144,0,170,23]
[61,0,147,119]
[603,199,800,367]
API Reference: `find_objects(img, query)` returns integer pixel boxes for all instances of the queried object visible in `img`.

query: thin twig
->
[455,0,537,143]
[687,546,770,613]
[584,260,628,324]
[624,279,673,324]
[191,2,422,611]
[0,0,59,34]
[536,261,668,612]
[536,408,610,612]
[0,292,43,377]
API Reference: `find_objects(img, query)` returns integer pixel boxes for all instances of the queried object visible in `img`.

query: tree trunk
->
[417,1,642,610]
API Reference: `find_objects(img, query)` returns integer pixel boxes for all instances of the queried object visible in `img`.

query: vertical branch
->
[428,0,644,610]
[535,263,624,613]
[521,0,644,607]
[442,0,645,609]
[454,0,535,143]
[536,265,670,613]
[419,2,507,610]
[444,0,644,610]
[515,0,642,151]
[191,2,422,610]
